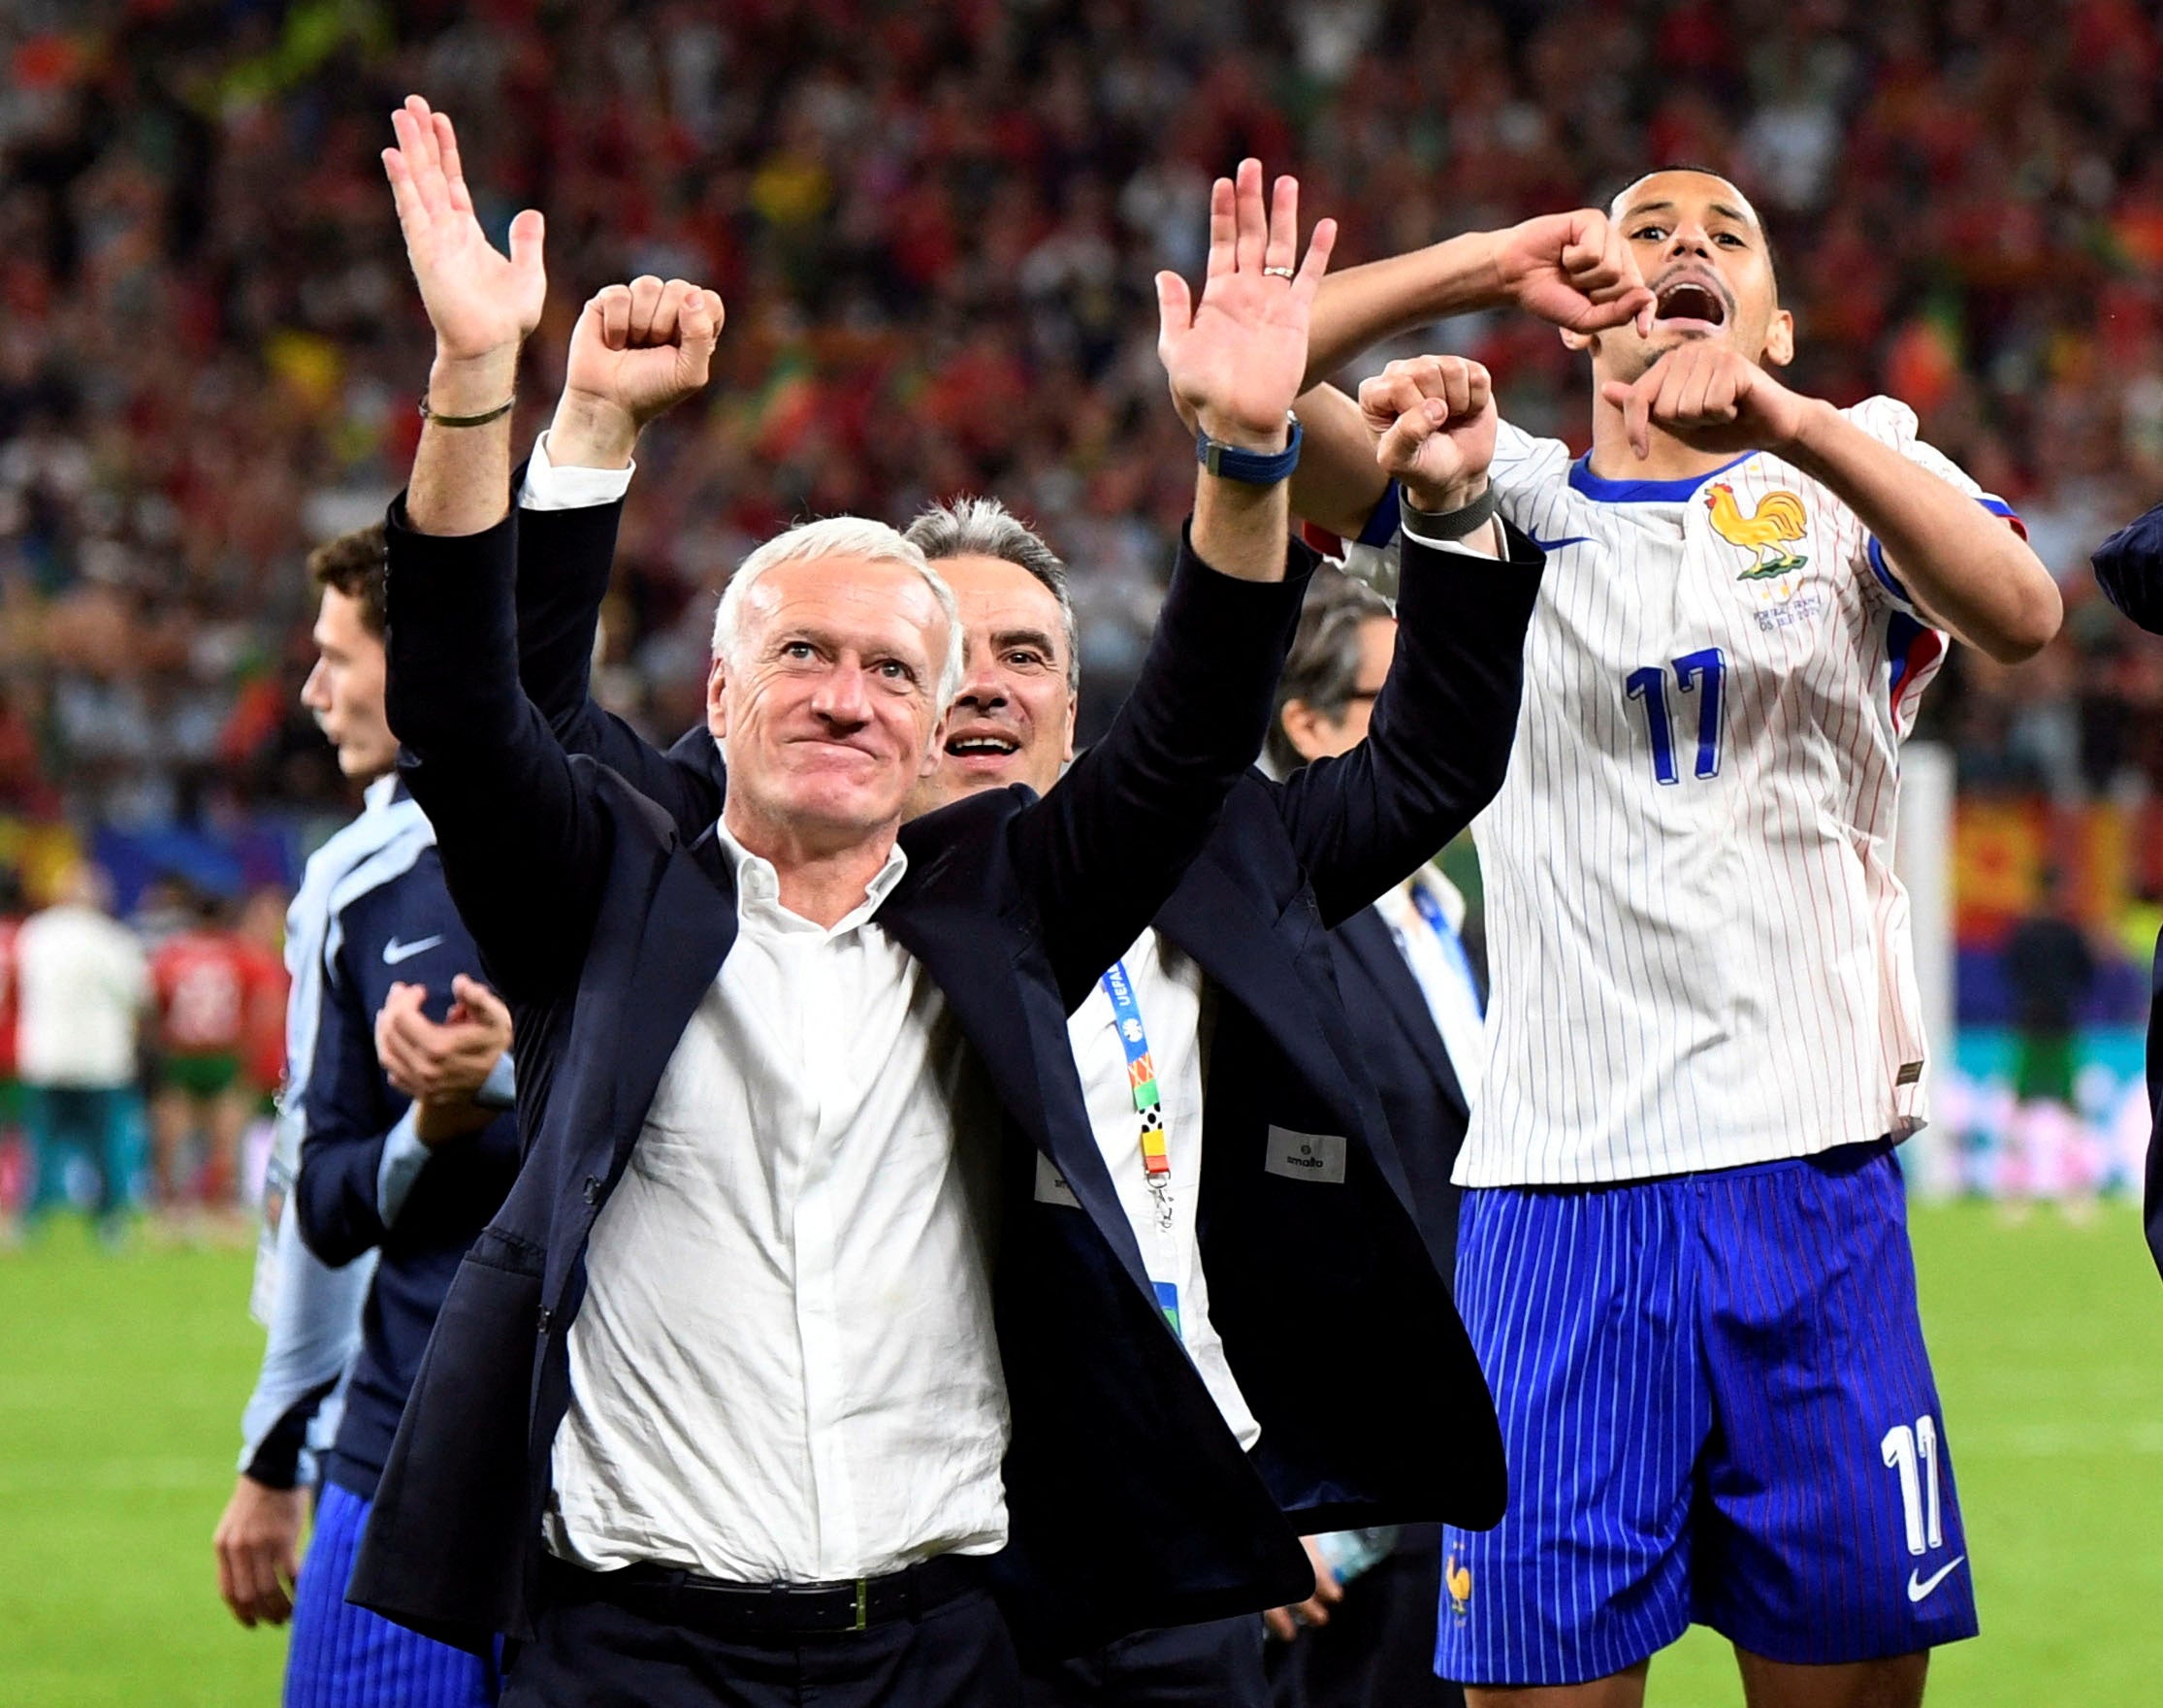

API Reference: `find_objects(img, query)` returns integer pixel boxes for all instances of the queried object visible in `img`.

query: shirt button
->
[582,1176,601,1205]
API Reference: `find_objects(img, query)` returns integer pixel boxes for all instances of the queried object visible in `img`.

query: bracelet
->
[1400,480,1499,542]
[418,393,517,429]
[1196,414,1303,485]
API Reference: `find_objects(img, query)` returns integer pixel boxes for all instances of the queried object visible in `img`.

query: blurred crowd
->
[0,861,289,1235]
[0,0,2158,826]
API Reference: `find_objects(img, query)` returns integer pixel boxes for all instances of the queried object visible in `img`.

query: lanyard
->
[1099,960,1172,1224]
[1099,959,1183,1336]
[1407,878,1483,1018]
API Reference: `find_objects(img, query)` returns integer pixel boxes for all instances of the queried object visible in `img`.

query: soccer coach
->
[350,97,1336,1706]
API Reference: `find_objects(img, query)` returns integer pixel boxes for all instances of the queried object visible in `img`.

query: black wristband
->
[418,393,517,429]
[1400,480,1499,542]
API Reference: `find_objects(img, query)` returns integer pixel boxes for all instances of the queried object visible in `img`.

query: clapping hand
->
[375,975,514,1145]
[1492,209,1655,338]
[1360,355,1500,513]
[1157,160,1337,452]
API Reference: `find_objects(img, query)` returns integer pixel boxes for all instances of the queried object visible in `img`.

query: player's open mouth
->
[1653,278,1727,330]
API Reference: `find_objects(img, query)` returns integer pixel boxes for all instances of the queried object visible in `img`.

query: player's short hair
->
[712,516,965,709]
[1266,568,1396,775]
[307,525,388,636]
[904,496,1081,692]
[1605,164,1780,288]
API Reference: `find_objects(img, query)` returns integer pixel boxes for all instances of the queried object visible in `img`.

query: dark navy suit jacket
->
[2090,501,2163,1278]
[291,829,520,1501]
[1327,903,1476,1282]
[355,500,1336,1656]
[504,500,1539,1565]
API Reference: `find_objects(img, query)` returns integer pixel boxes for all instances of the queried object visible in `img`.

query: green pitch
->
[2,1203,2161,1705]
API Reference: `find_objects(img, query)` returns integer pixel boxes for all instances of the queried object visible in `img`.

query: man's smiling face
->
[907,553,1077,818]
[1573,168,1794,385]
[707,554,952,846]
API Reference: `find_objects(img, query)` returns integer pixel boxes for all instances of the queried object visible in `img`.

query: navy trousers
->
[1021,1614,1268,1707]
[501,1579,1021,1707]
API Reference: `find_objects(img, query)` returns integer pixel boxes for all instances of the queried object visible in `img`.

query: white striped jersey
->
[1344,398,2018,1185]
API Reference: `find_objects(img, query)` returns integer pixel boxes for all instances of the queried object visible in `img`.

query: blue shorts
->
[1437,1142,1977,1688]
[285,1481,500,1708]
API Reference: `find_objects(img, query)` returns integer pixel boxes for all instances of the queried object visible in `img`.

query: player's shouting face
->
[1565,168,1793,387]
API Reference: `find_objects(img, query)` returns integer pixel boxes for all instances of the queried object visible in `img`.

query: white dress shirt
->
[1067,930,1261,1449]
[1380,867,1485,1111]
[547,825,1012,1583]
[519,431,635,510]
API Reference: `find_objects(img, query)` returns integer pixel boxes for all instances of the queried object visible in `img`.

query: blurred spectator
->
[0,1,2156,826]
[2000,869,2104,1208]
[12,860,149,1241]
[147,886,269,1214]
[0,867,24,1216]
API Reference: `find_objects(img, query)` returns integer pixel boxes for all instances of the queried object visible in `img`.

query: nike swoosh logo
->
[1528,533,1593,553]
[382,935,444,966]
[1906,1557,1965,1603]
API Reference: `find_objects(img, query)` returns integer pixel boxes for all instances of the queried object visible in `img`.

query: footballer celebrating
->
[1291,170,2058,1708]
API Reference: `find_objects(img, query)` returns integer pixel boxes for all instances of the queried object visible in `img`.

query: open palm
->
[1157,161,1337,445]
[382,95,545,362]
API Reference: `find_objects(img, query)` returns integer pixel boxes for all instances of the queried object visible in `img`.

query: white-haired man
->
[1287,169,2059,1708]
[348,98,1339,1707]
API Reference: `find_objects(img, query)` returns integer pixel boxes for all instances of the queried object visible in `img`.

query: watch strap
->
[1400,480,1499,543]
[1196,416,1303,485]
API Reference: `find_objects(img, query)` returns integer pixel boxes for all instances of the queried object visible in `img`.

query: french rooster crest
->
[1704,481,1810,578]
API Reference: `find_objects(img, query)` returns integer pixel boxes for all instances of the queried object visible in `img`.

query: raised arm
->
[1273,357,1545,924]
[377,96,611,998]
[1600,344,2061,662]
[514,277,728,831]
[1290,210,1651,536]
[1302,210,1653,386]
[1014,160,1332,1001]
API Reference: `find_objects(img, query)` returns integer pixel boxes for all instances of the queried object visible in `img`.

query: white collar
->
[715,818,909,938]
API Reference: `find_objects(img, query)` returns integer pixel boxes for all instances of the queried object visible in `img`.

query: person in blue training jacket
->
[210,522,521,1708]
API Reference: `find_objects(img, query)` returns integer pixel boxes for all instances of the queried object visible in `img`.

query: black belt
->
[541,1553,986,1639]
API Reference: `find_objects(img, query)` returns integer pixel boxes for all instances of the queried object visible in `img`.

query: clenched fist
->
[1492,209,1655,338]
[550,276,726,467]
[1360,355,1499,514]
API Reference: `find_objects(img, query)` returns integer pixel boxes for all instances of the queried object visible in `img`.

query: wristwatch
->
[1196,413,1304,484]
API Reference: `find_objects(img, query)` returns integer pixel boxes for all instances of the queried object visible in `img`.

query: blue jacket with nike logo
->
[293,792,520,1502]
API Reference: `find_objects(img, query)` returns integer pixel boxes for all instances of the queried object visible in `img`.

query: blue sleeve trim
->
[1866,534,1913,606]
[1355,480,1404,548]
[1869,496,2022,607]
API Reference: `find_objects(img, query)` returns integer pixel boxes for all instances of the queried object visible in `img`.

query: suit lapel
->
[1152,857,1367,1130]
[879,869,1154,1297]
[600,827,737,1164]
[1335,906,1469,1121]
